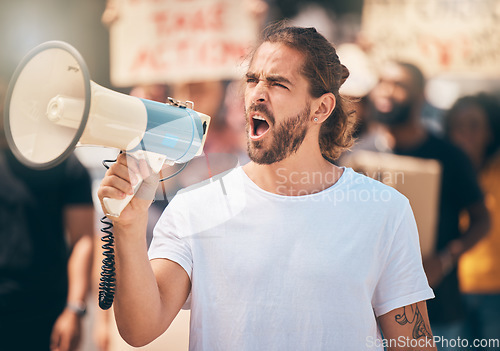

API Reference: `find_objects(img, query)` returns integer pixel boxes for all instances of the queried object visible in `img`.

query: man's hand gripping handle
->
[102,150,167,217]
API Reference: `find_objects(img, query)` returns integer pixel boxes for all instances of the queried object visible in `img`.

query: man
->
[0,80,95,350]
[369,61,490,350]
[98,25,436,350]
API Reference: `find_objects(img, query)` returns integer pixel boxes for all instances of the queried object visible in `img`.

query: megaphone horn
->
[4,41,210,216]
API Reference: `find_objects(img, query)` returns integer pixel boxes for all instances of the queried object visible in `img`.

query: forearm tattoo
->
[395,304,432,339]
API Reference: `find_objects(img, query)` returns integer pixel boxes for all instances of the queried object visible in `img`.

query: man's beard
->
[245,103,310,165]
[372,100,413,127]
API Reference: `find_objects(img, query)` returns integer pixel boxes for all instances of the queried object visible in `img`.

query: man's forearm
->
[67,234,94,307]
[111,220,168,347]
[445,201,490,262]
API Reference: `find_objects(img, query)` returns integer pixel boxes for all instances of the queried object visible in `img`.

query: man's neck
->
[243,145,343,196]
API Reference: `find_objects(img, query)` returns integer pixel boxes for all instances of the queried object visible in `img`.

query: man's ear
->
[311,93,336,124]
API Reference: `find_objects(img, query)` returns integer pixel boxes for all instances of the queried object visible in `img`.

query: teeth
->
[253,115,266,121]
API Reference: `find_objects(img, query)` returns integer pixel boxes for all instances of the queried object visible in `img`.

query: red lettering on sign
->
[130,44,169,72]
[150,1,226,35]
[419,35,470,68]
[196,40,248,67]
[152,11,168,36]
[221,41,247,62]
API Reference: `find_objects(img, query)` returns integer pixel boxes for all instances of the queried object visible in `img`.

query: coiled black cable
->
[98,154,189,310]
[98,156,119,310]
[98,215,116,310]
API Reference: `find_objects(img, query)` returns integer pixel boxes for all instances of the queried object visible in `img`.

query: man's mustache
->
[246,103,275,125]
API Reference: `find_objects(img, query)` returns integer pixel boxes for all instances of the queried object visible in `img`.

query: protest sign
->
[109,0,259,87]
[361,0,500,77]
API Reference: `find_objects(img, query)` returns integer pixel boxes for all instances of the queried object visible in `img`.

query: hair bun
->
[340,64,350,86]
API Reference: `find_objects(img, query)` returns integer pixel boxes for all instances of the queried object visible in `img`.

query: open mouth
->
[250,114,270,140]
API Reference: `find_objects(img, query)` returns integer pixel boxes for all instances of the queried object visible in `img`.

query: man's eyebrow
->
[245,72,293,86]
[266,75,292,85]
[246,72,259,80]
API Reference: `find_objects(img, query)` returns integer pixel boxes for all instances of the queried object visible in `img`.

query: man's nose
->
[248,81,268,104]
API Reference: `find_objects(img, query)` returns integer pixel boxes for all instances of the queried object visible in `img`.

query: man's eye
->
[273,82,288,89]
[246,78,258,84]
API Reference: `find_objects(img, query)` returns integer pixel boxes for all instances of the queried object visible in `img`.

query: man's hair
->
[445,93,500,164]
[256,23,355,160]
[395,61,426,97]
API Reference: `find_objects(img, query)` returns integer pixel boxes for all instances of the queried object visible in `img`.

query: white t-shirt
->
[149,167,434,351]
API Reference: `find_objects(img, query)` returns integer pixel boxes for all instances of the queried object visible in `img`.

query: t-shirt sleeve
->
[372,202,434,317]
[148,197,193,281]
[62,154,93,206]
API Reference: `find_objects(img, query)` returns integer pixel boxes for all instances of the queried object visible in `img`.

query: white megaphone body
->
[4,41,210,216]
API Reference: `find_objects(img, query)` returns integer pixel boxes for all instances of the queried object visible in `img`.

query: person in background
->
[335,42,392,165]
[444,93,500,349]
[369,61,491,351]
[0,78,94,351]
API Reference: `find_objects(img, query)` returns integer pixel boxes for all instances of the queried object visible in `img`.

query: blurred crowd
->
[340,61,500,351]
[1,1,499,351]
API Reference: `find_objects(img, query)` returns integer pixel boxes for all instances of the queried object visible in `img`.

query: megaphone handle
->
[102,150,167,217]
[102,178,143,217]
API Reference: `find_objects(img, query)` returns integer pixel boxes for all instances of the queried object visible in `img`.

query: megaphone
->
[4,41,210,216]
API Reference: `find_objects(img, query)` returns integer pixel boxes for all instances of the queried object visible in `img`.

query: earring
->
[314,117,319,122]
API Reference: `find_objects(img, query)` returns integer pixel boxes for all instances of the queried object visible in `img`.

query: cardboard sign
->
[361,0,500,77]
[343,151,442,258]
[109,0,259,87]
